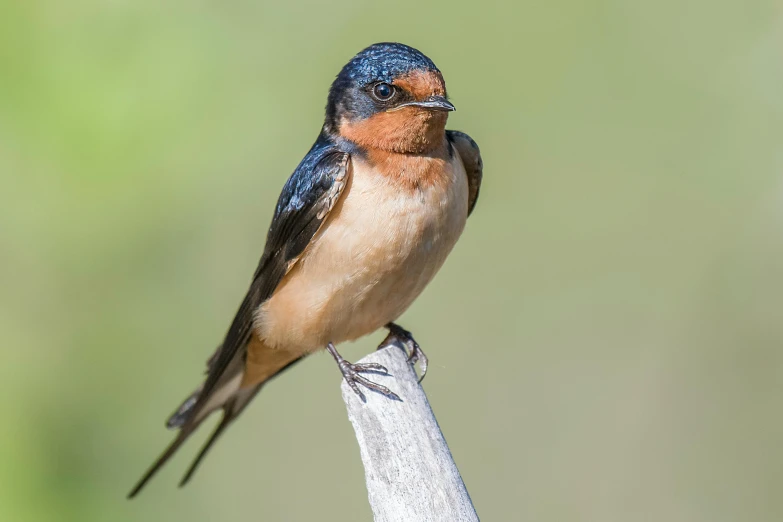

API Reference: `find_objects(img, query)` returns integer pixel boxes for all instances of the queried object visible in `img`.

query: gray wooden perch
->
[340,343,480,522]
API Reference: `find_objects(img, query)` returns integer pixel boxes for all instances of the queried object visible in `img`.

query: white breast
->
[256,151,469,352]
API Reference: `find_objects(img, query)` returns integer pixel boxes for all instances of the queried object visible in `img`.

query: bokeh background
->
[2,1,783,520]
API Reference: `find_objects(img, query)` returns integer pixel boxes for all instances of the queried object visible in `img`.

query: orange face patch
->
[393,70,446,101]
[340,107,448,154]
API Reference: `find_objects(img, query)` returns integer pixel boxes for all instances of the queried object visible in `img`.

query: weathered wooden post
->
[340,343,480,522]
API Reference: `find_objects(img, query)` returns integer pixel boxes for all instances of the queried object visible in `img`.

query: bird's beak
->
[388,96,456,112]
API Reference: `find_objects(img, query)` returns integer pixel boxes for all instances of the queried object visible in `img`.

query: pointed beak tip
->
[426,96,456,112]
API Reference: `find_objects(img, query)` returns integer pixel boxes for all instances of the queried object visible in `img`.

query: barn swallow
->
[128,42,483,497]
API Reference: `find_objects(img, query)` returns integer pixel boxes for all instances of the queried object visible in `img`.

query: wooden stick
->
[340,344,480,522]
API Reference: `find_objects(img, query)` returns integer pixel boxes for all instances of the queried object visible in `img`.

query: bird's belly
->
[255,153,469,352]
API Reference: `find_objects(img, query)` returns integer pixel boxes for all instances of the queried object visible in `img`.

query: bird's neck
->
[356,138,452,194]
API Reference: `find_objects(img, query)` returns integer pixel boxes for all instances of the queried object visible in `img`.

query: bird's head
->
[325,43,454,154]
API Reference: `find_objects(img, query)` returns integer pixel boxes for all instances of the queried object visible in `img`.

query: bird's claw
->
[328,343,400,402]
[382,323,429,382]
[351,362,388,374]
[341,364,400,402]
[406,344,428,382]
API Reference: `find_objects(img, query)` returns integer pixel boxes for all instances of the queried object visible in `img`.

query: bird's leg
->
[380,323,429,382]
[326,342,400,401]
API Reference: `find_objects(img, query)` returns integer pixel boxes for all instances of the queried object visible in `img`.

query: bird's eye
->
[372,83,395,101]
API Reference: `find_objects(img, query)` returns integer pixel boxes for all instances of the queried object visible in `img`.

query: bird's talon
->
[327,342,398,401]
[383,323,429,382]
[347,380,365,401]
[344,368,398,400]
[353,362,388,374]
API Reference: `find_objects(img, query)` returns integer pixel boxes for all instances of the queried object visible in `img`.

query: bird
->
[128,42,483,497]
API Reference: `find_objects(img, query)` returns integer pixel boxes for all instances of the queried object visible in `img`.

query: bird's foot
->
[326,342,400,402]
[381,323,429,382]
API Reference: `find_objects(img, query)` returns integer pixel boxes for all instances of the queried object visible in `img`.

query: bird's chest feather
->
[257,150,469,350]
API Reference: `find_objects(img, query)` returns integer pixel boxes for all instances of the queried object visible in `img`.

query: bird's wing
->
[447,130,483,216]
[128,135,351,497]
[199,142,350,410]
[194,139,351,416]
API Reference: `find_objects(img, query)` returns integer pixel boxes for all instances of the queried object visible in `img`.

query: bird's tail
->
[128,342,303,498]
[127,418,203,498]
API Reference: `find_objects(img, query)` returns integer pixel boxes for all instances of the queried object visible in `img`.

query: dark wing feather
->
[128,133,350,497]
[165,343,223,430]
[192,137,350,419]
[447,130,483,216]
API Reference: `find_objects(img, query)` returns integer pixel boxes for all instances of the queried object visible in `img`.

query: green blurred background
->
[2,0,783,520]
